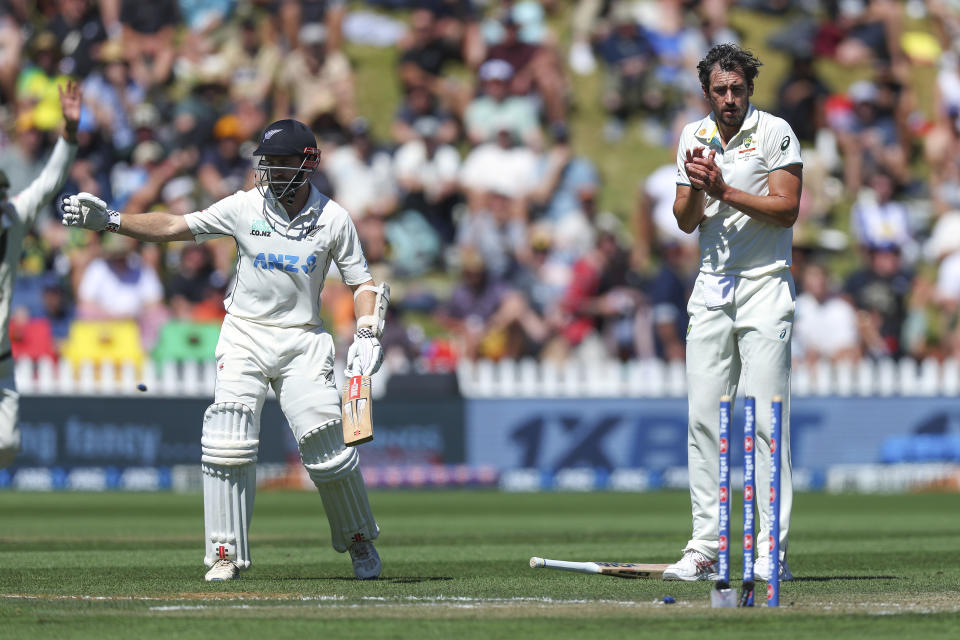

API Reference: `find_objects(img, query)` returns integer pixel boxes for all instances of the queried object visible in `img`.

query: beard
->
[713,101,747,130]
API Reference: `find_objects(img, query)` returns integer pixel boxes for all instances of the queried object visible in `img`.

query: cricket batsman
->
[0,81,80,470]
[62,119,387,581]
[662,44,801,583]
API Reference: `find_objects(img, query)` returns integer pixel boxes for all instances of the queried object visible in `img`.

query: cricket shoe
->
[205,559,239,581]
[753,555,793,582]
[662,550,719,581]
[349,541,381,580]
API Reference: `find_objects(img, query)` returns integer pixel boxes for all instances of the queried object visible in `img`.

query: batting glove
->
[345,328,384,377]
[61,192,120,232]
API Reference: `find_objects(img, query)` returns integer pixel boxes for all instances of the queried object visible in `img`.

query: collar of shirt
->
[693,104,759,150]
[263,185,327,226]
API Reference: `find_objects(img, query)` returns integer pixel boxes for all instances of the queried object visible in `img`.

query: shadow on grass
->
[791,576,900,582]
[272,576,454,584]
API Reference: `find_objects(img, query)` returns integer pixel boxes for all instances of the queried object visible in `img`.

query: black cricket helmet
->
[252,119,320,204]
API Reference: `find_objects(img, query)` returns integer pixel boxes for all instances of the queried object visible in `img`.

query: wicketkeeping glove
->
[61,192,121,232]
[345,328,384,377]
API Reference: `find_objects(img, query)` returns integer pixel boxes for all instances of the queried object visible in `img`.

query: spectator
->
[46,0,109,78]
[391,85,459,146]
[42,276,76,346]
[539,215,639,362]
[463,58,541,147]
[275,22,355,128]
[109,139,165,210]
[82,38,146,154]
[16,31,71,132]
[528,122,599,224]
[927,212,960,358]
[833,79,909,193]
[279,0,346,52]
[850,169,914,259]
[219,15,283,105]
[422,0,484,69]
[648,238,697,362]
[510,222,571,323]
[456,185,527,281]
[484,13,566,125]
[774,51,830,145]
[793,261,860,365]
[325,117,398,221]
[459,127,538,208]
[594,4,656,142]
[843,242,913,358]
[819,0,904,69]
[633,150,697,272]
[76,233,169,346]
[0,112,47,195]
[398,8,466,110]
[440,249,515,360]
[167,242,225,321]
[197,114,254,202]
[131,145,200,214]
[925,51,960,216]
[120,0,179,88]
[393,116,462,243]
[172,61,229,149]
[0,5,23,102]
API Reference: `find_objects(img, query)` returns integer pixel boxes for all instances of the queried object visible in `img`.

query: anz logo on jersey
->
[252,253,319,274]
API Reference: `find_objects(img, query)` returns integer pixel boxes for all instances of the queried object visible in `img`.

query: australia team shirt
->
[184,186,372,327]
[676,104,803,277]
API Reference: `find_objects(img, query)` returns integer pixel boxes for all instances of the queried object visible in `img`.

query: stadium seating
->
[60,320,146,368]
[151,321,220,364]
[9,317,57,361]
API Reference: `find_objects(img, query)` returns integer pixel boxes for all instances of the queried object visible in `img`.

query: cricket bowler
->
[0,81,80,470]
[662,44,802,583]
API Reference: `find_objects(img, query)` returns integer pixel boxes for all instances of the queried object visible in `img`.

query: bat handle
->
[529,556,546,568]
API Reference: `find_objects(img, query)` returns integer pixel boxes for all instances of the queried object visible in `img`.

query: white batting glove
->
[61,192,120,231]
[345,328,384,377]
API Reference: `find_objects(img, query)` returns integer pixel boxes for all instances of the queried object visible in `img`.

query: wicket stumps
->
[741,396,756,607]
[718,395,780,608]
[718,397,731,589]
[769,396,783,607]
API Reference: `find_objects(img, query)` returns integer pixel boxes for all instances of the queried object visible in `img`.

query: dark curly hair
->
[697,44,763,90]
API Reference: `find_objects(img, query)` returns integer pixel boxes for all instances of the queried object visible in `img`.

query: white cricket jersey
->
[676,105,802,277]
[0,138,77,357]
[184,186,372,328]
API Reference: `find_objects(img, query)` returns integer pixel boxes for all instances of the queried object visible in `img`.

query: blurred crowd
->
[3,0,960,374]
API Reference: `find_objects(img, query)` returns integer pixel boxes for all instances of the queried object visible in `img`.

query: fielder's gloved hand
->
[61,192,120,231]
[345,328,384,377]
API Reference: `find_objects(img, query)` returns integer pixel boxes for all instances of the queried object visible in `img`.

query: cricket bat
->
[529,557,669,579]
[341,375,373,446]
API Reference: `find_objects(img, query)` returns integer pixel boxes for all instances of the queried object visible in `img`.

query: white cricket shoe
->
[662,550,719,581]
[349,541,381,580]
[204,559,239,582]
[754,555,793,582]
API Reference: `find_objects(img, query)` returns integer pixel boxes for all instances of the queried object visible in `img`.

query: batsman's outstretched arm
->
[61,192,194,242]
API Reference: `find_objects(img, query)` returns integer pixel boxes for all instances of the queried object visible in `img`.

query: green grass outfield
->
[1,490,958,638]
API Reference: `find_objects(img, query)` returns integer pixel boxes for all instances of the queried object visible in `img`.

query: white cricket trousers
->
[215,314,341,437]
[683,269,795,561]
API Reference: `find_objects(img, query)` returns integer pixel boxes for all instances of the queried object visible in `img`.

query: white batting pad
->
[299,421,379,552]
[0,386,20,469]
[201,402,258,569]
